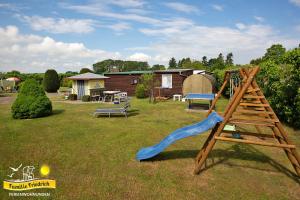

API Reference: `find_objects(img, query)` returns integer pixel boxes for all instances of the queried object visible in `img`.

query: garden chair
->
[94,101,130,118]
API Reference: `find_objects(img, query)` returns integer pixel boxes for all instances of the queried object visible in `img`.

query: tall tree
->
[43,69,60,93]
[225,53,234,65]
[202,56,208,66]
[168,57,177,69]
[263,44,286,64]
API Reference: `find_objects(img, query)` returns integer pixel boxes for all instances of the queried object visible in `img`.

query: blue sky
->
[0,0,300,72]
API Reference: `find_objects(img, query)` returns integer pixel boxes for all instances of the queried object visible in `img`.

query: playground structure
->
[194,66,300,175]
[137,66,300,177]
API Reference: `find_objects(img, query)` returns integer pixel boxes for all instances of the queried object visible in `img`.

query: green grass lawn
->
[0,95,300,199]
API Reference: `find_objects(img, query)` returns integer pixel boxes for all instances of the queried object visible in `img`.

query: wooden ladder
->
[194,67,300,176]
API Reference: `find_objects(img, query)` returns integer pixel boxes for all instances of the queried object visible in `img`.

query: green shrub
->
[61,78,72,88]
[43,69,60,93]
[68,94,77,101]
[80,68,93,74]
[82,95,90,102]
[135,84,146,98]
[11,79,52,119]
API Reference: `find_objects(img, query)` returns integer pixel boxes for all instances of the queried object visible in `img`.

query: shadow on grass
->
[52,109,65,115]
[147,144,300,183]
[95,109,140,118]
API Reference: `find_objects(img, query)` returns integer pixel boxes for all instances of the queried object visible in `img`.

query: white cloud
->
[212,4,223,11]
[109,0,146,8]
[164,2,200,14]
[137,23,299,65]
[61,3,161,25]
[254,16,264,22]
[127,53,151,61]
[107,22,131,32]
[236,23,246,30]
[0,26,121,72]
[17,15,96,34]
[289,0,300,7]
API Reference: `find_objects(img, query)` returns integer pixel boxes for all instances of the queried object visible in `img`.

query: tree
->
[225,53,234,65]
[151,64,165,70]
[250,57,263,65]
[202,56,208,66]
[11,79,52,119]
[168,57,177,69]
[181,58,192,68]
[43,69,60,93]
[80,68,93,74]
[93,59,150,73]
[263,44,286,64]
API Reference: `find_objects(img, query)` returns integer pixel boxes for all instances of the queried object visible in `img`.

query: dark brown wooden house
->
[104,69,194,97]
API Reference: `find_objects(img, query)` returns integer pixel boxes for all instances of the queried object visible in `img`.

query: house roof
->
[104,69,193,75]
[154,69,193,73]
[104,70,152,75]
[68,72,109,80]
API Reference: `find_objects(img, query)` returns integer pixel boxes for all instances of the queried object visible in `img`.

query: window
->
[161,74,172,88]
[131,78,138,85]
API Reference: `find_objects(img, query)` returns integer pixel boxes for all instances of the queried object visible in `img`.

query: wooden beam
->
[229,120,275,127]
[229,117,279,123]
[243,95,265,99]
[239,103,269,107]
[221,130,274,138]
[214,136,296,149]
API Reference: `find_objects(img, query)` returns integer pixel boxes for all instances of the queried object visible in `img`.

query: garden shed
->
[182,74,216,96]
[68,73,109,99]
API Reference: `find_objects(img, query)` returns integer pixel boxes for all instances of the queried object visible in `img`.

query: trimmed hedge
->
[43,69,60,93]
[82,95,90,102]
[68,94,77,101]
[11,79,52,119]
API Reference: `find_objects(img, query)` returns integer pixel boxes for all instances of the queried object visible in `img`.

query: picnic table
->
[103,90,121,102]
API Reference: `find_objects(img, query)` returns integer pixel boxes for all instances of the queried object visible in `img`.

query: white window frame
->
[161,74,172,88]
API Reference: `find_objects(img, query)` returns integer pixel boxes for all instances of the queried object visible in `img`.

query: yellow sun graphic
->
[40,165,50,177]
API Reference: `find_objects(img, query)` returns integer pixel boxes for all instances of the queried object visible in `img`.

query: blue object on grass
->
[185,93,215,100]
[136,112,224,161]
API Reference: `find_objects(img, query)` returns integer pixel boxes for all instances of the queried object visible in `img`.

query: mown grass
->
[0,95,299,199]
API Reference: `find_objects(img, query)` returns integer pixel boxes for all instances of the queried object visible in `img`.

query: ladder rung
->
[234,110,274,115]
[246,88,260,93]
[239,103,269,107]
[230,117,279,123]
[243,95,265,99]
[221,131,274,138]
[229,119,275,127]
[215,136,296,149]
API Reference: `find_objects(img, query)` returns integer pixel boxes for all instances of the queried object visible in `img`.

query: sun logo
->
[40,165,50,177]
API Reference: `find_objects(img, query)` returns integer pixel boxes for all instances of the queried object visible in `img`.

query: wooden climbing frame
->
[194,66,300,176]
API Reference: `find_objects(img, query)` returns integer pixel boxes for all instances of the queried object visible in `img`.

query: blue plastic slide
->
[136,112,224,161]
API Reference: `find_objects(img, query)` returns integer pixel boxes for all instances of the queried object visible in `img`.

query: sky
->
[0,0,300,73]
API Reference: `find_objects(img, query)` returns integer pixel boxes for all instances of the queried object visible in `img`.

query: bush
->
[82,95,90,102]
[11,79,52,119]
[68,94,77,101]
[61,77,72,88]
[80,68,93,74]
[135,84,146,98]
[43,69,60,93]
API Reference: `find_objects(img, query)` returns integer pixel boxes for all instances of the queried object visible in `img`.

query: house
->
[103,71,152,96]
[104,69,194,97]
[68,73,109,98]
